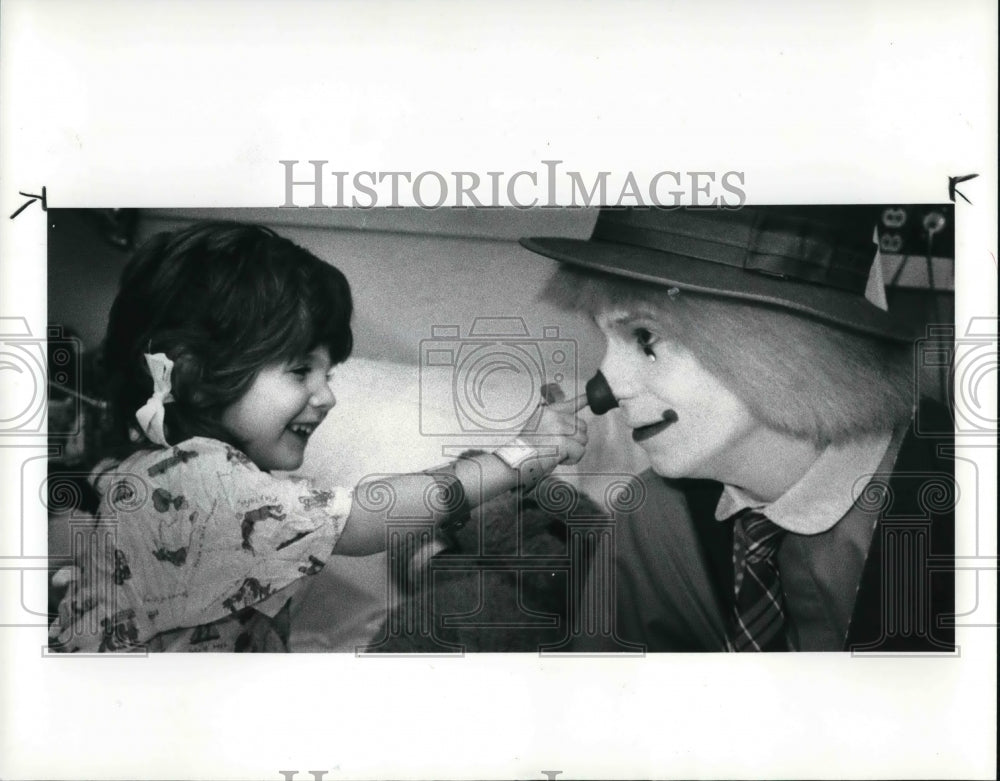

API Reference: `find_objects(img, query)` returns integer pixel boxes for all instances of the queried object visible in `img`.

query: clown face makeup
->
[595,308,767,484]
[220,346,336,472]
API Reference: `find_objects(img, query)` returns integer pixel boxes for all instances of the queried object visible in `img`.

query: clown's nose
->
[585,371,619,415]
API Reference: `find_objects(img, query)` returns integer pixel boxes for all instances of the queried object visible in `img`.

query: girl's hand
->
[518,389,589,466]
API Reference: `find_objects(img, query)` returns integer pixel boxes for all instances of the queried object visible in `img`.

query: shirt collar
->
[714,430,894,535]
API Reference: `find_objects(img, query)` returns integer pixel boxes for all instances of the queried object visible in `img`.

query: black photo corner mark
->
[948,174,978,205]
[9,186,47,219]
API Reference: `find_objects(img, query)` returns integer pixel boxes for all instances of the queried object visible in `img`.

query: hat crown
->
[591,207,879,295]
[520,205,913,341]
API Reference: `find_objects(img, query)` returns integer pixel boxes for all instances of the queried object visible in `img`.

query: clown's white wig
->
[542,266,915,446]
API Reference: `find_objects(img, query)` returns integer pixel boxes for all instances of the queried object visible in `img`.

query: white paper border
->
[1,2,996,779]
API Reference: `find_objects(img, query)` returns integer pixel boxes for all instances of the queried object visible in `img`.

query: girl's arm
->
[332,394,588,556]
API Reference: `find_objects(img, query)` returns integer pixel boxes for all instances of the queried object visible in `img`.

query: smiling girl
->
[49,222,586,652]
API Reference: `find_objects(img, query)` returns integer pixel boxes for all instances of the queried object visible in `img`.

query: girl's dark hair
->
[102,221,353,451]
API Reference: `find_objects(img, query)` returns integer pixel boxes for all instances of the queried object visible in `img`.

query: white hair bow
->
[135,353,174,446]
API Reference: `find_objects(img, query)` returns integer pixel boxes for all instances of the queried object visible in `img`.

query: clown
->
[523,206,954,652]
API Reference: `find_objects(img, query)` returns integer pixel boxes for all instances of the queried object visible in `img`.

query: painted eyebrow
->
[608,310,660,328]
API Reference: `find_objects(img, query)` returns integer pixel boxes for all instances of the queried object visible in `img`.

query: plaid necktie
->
[727,509,788,652]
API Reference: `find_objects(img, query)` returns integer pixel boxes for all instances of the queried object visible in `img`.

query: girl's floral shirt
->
[49,437,351,652]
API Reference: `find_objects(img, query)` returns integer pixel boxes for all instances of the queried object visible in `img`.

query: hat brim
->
[521,236,915,343]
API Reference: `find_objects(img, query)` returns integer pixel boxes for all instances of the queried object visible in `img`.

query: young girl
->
[49,221,587,652]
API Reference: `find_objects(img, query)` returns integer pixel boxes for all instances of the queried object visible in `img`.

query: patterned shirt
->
[49,437,351,652]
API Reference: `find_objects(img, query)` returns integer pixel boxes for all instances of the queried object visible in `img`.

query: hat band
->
[592,217,872,295]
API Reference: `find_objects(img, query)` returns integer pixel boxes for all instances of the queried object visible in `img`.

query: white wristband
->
[491,438,540,470]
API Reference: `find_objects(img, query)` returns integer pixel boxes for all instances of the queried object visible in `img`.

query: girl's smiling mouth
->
[632,409,679,442]
[288,421,319,439]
